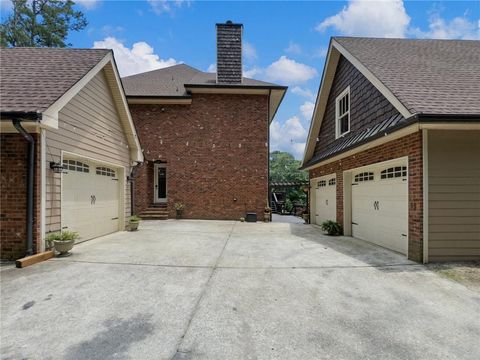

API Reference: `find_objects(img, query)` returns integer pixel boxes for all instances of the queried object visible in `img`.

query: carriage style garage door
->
[351,159,408,254]
[62,158,120,243]
[313,174,337,225]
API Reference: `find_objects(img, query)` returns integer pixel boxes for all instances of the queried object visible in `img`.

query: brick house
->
[0,48,142,260]
[301,37,480,263]
[123,22,287,220]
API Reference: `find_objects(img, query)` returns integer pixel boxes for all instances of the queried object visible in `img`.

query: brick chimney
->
[216,21,243,84]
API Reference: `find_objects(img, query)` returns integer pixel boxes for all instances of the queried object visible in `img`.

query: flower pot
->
[53,239,74,256]
[129,221,139,231]
[176,209,183,219]
[302,214,310,224]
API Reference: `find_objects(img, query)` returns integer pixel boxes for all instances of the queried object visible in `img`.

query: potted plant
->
[264,206,272,222]
[45,231,79,256]
[174,202,185,219]
[321,220,343,236]
[129,215,141,231]
[302,212,310,224]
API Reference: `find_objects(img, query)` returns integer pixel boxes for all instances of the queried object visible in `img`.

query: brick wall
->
[310,131,423,262]
[313,55,400,159]
[0,133,41,260]
[130,93,269,220]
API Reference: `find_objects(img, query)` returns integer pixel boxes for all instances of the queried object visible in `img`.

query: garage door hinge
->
[62,226,68,229]
[352,222,358,225]
[352,183,358,186]
[112,178,119,181]
[111,217,119,220]
[401,234,407,237]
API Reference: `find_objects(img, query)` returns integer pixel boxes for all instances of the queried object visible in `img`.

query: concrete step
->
[139,214,169,220]
[149,203,168,208]
[141,209,169,215]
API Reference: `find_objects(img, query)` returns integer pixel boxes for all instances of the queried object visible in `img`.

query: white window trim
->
[335,86,351,139]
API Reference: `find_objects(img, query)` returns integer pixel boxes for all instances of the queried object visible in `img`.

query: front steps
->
[139,203,169,220]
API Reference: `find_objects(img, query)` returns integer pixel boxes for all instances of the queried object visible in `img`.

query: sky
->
[2,0,479,159]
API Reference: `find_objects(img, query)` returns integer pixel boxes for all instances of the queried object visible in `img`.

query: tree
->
[269,151,308,209]
[1,0,87,47]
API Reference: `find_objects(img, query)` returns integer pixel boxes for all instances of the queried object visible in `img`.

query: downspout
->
[129,162,141,215]
[12,119,35,256]
[267,89,272,212]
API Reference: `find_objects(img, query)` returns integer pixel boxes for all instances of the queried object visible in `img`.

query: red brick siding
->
[1,133,41,260]
[310,131,423,262]
[130,93,269,220]
[313,56,400,159]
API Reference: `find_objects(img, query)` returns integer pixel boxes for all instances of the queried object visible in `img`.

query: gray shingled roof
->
[122,63,283,97]
[335,37,480,115]
[0,47,110,113]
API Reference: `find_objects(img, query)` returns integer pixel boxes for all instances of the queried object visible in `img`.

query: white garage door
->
[62,158,120,243]
[313,174,337,225]
[351,161,408,254]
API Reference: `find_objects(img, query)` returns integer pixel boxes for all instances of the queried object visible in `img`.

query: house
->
[302,37,480,263]
[122,21,287,220]
[0,48,143,260]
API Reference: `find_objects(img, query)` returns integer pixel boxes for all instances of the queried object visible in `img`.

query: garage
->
[312,173,337,225]
[62,157,121,243]
[351,159,408,254]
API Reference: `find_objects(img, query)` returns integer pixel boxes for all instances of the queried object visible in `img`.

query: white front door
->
[62,158,120,243]
[154,163,167,203]
[351,160,408,254]
[313,174,337,225]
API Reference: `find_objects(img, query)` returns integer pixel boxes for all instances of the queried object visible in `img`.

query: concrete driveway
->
[1,220,479,360]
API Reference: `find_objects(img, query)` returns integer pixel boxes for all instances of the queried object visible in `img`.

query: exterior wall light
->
[49,161,64,174]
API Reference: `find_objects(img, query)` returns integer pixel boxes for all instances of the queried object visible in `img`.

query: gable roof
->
[121,63,287,123]
[0,48,110,113]
[0,47,142,162]
[302,37,480,168]
[334,37,480,115]
[122,63,285,98]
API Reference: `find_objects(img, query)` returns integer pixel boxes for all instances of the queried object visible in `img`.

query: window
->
[317,180,326,187]
[335,87,350,138]
[96,166,116,177]
[62,159,89,173]
[381,166,407,179]
[328,178,336,186]
[354,172,374,182]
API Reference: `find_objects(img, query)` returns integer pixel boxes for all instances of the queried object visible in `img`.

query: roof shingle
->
[0,47,110,113]
[334,37,480,115]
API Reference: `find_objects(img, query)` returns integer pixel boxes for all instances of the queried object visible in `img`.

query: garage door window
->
[380,166,407,179]
[63,159,89,173]
[329,178,336,186]
[96,166,116,177]
[354,172,374,182]
[317,180,326,188]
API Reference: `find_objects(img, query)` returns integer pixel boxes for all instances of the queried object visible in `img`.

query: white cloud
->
[243,41,257,61]
[270,116,308,159]
[93,37,178,77]
[207,63,217,73]
[263,56,318,85]
[316,0,410,38]
[300,101,315,120]
[148,0,190,15]
[410,12,480,40]
[291,86,316,100]
[243,66,262,79]
[312,47,328,59]
[75,0,99,10]
[285,41,302,54]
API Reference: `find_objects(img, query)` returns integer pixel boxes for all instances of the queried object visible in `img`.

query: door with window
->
[154,163,167,203]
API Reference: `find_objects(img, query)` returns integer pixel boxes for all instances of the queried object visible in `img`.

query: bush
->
[174,202,185,211]
[130,215,141,222]
[321,220,343,236]
[45,231,79,242]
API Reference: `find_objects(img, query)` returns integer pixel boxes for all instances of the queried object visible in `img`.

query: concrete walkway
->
[1,220,479,360]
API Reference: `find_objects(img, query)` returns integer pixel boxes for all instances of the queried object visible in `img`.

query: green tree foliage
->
[0,0,87,47]
[270,151,308,210]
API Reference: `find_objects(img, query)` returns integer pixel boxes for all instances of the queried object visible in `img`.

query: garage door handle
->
[352,222,358,225]
[401,234,407,237]
[91,195,96,204]
[111,217,118,220]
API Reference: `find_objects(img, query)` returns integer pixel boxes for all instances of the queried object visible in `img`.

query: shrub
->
[321,220,343,236]
[174,202,185,211]
[45,231,79,242]
[130,215,141,222]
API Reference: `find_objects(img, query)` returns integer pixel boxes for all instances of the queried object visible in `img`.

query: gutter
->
[1,111,42,120]
[12,118,39,256]
[300,112,480,170]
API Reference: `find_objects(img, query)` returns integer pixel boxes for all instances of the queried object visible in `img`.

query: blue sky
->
[2,1,479,158]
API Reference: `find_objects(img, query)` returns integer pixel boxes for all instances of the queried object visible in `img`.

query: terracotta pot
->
[53,239,74,255]
[129,221,139,231]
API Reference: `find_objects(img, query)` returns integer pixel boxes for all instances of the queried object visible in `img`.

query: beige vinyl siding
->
[45,69,132,234]
[428,130,480,261]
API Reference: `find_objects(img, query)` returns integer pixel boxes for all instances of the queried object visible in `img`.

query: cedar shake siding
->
[130,93,269,220]
[313,55,401,161]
